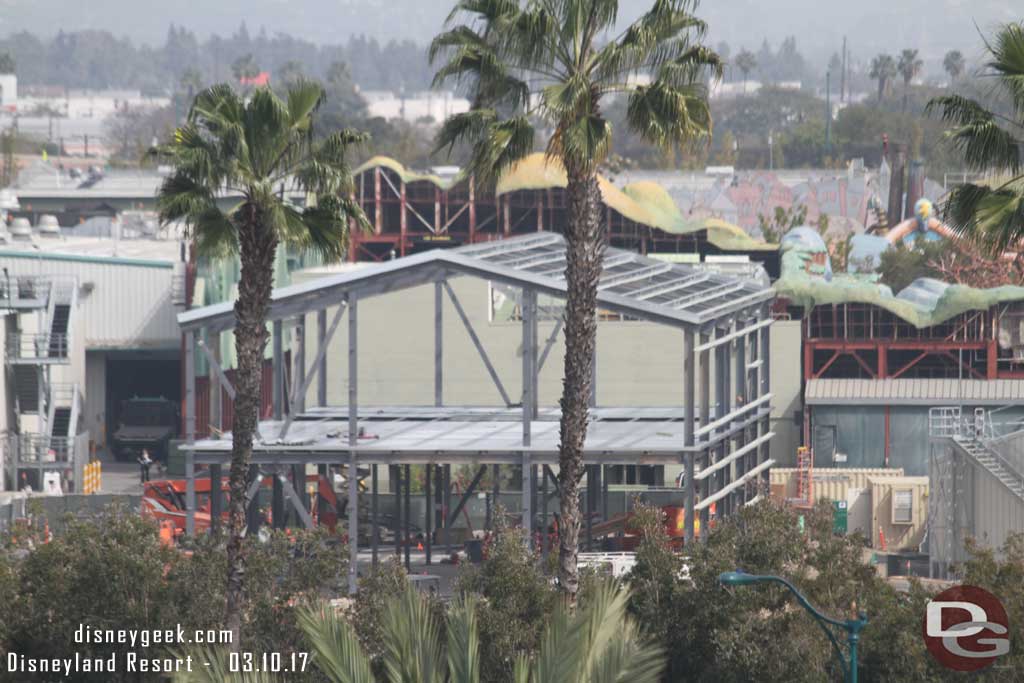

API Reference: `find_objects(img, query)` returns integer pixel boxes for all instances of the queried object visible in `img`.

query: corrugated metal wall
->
[192,360,276,438]
[0,256,179,349]
[810,405,1024,476]
[770,467,904,501]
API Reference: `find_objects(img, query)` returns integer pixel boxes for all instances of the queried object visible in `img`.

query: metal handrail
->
[5,332,69,360]
[8,433,76,464]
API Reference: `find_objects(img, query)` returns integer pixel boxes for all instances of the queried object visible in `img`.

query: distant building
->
[362,90,470,123]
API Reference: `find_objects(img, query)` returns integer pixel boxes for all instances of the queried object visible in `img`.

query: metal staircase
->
[3,275,83,492]
[930,406,1024,503]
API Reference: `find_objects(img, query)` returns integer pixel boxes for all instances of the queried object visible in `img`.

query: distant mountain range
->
[0,0,1018,64]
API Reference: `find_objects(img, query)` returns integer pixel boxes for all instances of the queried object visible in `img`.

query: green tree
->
[943,49,965,82]
[897,48,923,112]
[156,83,368,646]
[927,22,1024,256]
[430,0,720,603]
[231,53,260,82]
[869,54,896,103]
[876,239,947,292]
[456,523,558,682]
[0,51,14,74]
[757,204,807,242]
[735,49,757,91]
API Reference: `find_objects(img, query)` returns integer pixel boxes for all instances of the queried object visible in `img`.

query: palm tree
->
[897,48,922,111]
[927,22,1024,256]
[735,49,757,93]
[156,82,368,646]
[175,582,665,682]
[231,53,260,83]
[943,49,965,82]
[429,0,720,604]
[869,54,896,103]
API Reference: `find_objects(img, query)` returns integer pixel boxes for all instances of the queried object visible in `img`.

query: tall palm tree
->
[175,582,665,683]
[897,48,922,111]
[943,49,965,82]
[927,22,1024,256]
[735,49,757,93]
[869,54,896,103]
[156,82,368,646]
[429,0,720,603]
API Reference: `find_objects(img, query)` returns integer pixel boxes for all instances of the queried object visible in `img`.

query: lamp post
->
[719,570,868,682]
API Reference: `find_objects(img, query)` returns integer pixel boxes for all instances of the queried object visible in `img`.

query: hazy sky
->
[0,0,1018,65]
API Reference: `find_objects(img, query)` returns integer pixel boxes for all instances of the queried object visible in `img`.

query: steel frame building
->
[178,233,776,592]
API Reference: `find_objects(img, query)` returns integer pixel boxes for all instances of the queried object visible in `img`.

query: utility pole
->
[841,37,847,102]
[825,71,832,157]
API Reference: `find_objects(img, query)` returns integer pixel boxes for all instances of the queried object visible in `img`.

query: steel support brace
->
[522,453,532,546]
[447,465,487,527]
[209,464,222,534]
[443,281,512,405]
[522,289,537,445]
[371,465,379,565]
[683,328,696,544]
[425,464,432,565]
[317,309,328,406]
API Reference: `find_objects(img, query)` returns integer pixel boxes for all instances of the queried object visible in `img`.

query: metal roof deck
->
[178,232,773,333]
[805,378,1024,406]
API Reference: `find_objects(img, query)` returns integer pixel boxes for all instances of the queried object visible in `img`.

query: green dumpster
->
[832,500,848,534]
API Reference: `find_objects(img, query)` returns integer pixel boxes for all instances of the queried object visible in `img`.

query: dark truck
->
[112,397,179,462]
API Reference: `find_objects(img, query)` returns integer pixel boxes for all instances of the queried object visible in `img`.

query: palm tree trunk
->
[224,203,278,649]
[877,79,884,103]
[556,167,605,605]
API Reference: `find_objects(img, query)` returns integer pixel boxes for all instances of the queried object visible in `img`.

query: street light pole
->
[719,571,868,682]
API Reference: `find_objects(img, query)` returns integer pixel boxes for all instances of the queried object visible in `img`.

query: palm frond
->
[468,115,536,186]
[928,94,1021,173]
[296,604,375,683]
[987,21,1024,112]
[446,594,481,683]
[379,585,446,683]
[942,180,1024,255]
[626,81,712,150]
[285,79,326,129]
[550,114,612,173]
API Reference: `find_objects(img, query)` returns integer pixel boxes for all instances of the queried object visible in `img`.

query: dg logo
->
[922,585,1010,672]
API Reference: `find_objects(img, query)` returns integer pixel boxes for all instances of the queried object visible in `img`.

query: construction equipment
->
[141,473,341,537]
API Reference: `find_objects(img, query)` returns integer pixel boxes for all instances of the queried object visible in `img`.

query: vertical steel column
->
[734,325,747,506]
[294,315,306,414]
[371,464,379,565]
[316,309,328,407]
[393,465,402,558]
[435,281,443,407]
[443,465,452,554]
[272,471,284,529]
[699,330,711,533]
[272,319,284,421]
[210,331,222,434]
[210,464,222,534]
[347,294,359,595]
[683,328,696,544]
[425,463,433,565]
[590,314,598,408]
[247,465,262,533]
[541,464,549,555]
[522,289,537,444]
[403,464,411,570]
[521,288,537,545]
[292,464,308,523]
[491,464,500,529]
[185,329,196,535]
[760,306,772,491]
[589,466,598,552]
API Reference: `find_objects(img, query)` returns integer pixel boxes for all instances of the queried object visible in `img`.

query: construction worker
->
[137,449,153,483]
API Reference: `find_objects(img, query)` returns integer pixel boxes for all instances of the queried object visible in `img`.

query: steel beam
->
[279,474,314,529]
[371,465,379,565]
[293,316,306,414]
[279,302,347,439]
[537,318,563,374]
[443,281,512,406]
[447,465,487,527]
[522,288,538,447]
[209,464,222,535]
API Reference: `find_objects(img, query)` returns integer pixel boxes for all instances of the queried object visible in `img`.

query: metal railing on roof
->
[7,434,76,465]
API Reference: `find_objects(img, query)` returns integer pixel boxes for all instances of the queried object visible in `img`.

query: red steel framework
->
[347,163,746,263]
[791,301,1024,382]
